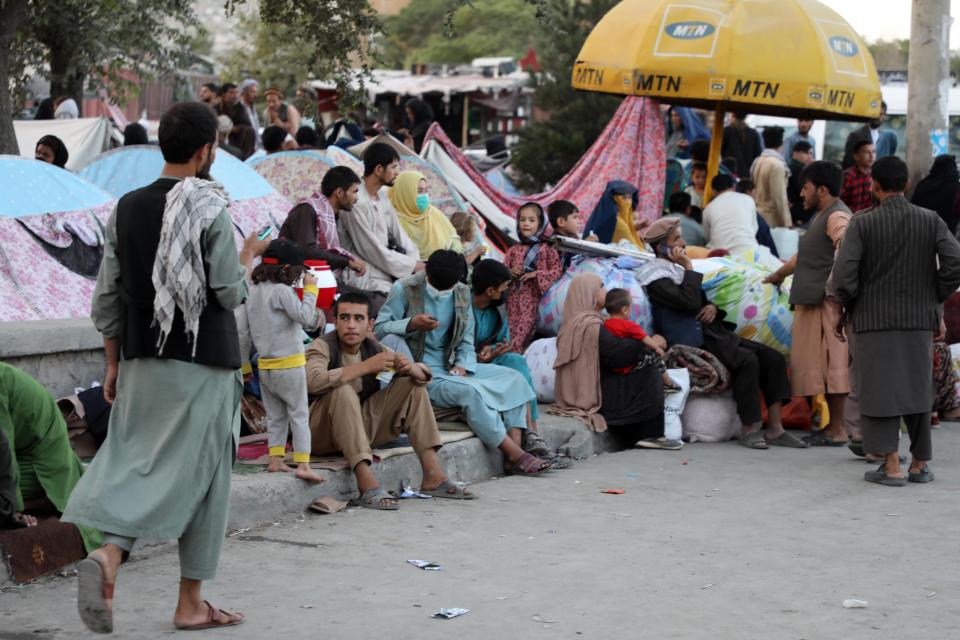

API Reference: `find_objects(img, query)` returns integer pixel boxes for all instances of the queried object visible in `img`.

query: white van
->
[747,84,960,163]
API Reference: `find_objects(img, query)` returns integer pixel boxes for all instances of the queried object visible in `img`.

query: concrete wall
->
[0,318,105,397]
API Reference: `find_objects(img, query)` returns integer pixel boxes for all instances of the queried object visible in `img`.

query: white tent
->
[14,118,114,171]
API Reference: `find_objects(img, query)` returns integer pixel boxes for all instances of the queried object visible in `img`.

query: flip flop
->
[908,466,935,483]
[77,555,114,634]
[420,479,477,500]
[848,441,865,457]
[803,432,847,447]
[506,452,552,476]
[175,601,245,631]
[351,487,399,510]
[739,430,768,450]
[863,464,907,487]
[765,431,810,448]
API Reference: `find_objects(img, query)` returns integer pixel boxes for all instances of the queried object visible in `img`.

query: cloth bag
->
[663,368,690,441]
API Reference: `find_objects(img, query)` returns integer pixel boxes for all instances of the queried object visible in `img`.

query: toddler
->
[240,239,326,483]
[603,288,679,391]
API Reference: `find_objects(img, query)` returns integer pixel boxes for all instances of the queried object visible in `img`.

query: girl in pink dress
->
[504,203,563,353]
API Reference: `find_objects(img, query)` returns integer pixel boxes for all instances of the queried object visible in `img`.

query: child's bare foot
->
[267,456,293,473]
[295,463,326,484]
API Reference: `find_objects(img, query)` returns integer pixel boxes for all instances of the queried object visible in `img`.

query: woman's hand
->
[510,265,524,278]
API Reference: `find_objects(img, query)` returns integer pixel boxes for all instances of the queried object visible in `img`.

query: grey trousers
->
[260,367,311,461]
[862,412,932,461]
[101,432,234,581]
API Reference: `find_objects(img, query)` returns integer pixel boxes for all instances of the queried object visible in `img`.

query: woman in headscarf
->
[53,97,79,119]
[665,107,710,160]
[912,154,960,234]
[388,170,462,260]
[582,180,645,247]
[404,98,434,153]
[503,202,562,353]
[34,97,55,120]
[35,135,69,168]
[551,274,674,449]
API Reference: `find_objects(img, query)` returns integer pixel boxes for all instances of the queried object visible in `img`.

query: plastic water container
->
[304,259,338,309]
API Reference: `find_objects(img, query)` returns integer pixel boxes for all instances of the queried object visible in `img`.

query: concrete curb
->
[226,413,619,531]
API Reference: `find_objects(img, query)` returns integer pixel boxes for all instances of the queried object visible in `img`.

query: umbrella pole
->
[704,104,725,203]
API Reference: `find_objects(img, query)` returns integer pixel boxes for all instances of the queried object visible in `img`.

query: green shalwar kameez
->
[61,205,247,580]
[0,363,101,552]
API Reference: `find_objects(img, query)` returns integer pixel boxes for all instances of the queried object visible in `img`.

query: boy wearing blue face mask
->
[375,250,553,476]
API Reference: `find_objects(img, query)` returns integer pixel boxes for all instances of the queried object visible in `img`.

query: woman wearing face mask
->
[388,170,462,260]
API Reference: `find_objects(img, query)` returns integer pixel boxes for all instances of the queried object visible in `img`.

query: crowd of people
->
[3,95,960,633]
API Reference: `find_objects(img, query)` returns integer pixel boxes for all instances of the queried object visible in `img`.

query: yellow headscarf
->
[611,193,644,248]
[388,170,463,260]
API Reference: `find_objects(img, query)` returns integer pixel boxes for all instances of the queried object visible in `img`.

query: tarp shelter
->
[421,96,665,237]
[0,156,117,321]
[78,145,294,241]
[248,150,338,205]
[14,118,114,172]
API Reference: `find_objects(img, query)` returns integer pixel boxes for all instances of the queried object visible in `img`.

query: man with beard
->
[198,82,220,109]
[337,143,422,296]
[279,166,386,314]
[304,292,472,510]
[782,118,816,161]
[63,102,266,633]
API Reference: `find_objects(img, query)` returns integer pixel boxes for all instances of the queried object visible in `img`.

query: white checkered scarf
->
[151,177,230,357]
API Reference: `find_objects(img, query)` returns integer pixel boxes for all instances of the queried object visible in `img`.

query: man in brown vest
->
[304,291,474,509]
[765,161,852,446]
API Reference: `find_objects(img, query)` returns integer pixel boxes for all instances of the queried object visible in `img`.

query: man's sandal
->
[739,431,768,450]
[175,601,245,631]
[351,487,400,510]
[421,479,477,499]
[77,555,114,634]
[506,452,552,476]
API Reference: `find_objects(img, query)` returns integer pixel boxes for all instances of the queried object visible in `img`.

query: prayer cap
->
[642,217,681,244]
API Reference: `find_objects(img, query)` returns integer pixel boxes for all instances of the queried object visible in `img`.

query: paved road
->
[3,427,960,639]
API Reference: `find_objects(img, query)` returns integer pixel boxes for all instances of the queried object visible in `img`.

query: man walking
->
[63,102,265,632]
[833,156,960,486]
[842,101,897,168]
[751,125,792,228]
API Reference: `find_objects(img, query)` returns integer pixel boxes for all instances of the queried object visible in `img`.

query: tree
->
[219,10,318,96]
[0,0,28,155]
[510,0,621,191]
[381,0,538,68]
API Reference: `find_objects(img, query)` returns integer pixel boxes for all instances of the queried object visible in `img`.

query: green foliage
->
[510,0,621,192]
[380,0,539,68]
[219,11,316,96]
[229,0,383,110]
[11,0,196,105]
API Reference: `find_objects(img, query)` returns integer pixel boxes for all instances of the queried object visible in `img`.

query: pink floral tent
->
[248,150,338,205]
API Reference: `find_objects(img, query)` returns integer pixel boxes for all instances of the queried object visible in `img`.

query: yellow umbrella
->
[571,0,882,199]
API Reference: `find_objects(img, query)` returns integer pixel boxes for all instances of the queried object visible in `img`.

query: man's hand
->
[414,261,427,273]
[936,317,947,342]
[764,271,784,287]
[348,259,367,276]
[12,512,37,528]
[103,363,118,405]
[365,350,396,375]
[241,232,271,259]
[668,245,692,270]
[448,366,467,377]
[696,304,718,324]
[408,314,440,332]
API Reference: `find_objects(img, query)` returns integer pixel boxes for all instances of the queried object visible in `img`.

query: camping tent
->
[78,145,294,240]
[0,156,117,321]
[248,150,338,205]
[14,118,114,171]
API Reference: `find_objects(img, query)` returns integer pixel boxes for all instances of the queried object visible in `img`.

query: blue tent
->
[78,145,277,201]
[0,154,112,217]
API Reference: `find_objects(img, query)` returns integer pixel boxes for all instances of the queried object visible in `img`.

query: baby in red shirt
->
[603,288,678,390]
